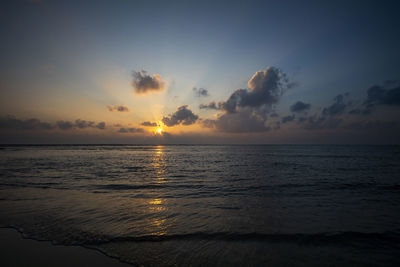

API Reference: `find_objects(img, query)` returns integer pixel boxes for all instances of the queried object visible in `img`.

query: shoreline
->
[0,227,131,267]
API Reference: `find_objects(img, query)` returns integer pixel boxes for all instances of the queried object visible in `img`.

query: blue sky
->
[1,0,400,143]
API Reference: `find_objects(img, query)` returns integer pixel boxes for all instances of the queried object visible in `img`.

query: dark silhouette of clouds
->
[141,121,158,127]
[219,67,288,113]
[107,105,130,112]
[162,105,199,127]
[57,120,106,130]
[96,122,106,130]
[193,87,209,97]
[202,109,270,133]
[281,114,295,123]
[199,67,290,133]
[215,109,270,133]
[118,127,144,133]
[75,119,95,129]
[322,94,348,116]
[199,101,222,110]
[270,112,279,118]
[290,101,310,113]
[56,120,74,130]
[0,115,53,130]
[131,70,166,94]
[298,115,342,130]
[0,116,107,131]
[364,82,400,107]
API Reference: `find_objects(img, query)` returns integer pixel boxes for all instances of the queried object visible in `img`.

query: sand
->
[0,228,131,267]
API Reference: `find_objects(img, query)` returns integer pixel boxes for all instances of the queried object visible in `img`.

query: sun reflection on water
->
[147,145,168,236]
[152,146,167,184]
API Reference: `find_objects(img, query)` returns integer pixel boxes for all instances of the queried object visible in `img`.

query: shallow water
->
[0,145,399,266]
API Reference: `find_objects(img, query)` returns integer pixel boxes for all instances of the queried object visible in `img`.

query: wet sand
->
[0,228,131,267]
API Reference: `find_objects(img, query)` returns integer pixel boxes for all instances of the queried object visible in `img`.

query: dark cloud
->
[203,109,270,133]
[118,127,144,133]
[270,112,279,118]
[200,119,216,129]
[58,120,105,130]
[70,119,106,130]
[198,67,291,133]
[193,87,209,97]
[141,121,158,127]
[0,115,53,130]
[199,101,222,110]
[162,105,199,127]
[96,122,106,130]
[131,70,166,94]
[322,94,348,116]
[294,94,349,129]
[75,119,95,129]
[107,105,130,112]
[219,67,288,113]
[297,115,342,130]
[215,110,270,133]
[281,114,295,124]
[200,67,291,133]
[0,115,106,131]
[364,83,400,107]
[56,120,74,130]
[290,101,311,113]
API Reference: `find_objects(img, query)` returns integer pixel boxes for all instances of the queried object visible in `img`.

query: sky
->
[1,0,400,144]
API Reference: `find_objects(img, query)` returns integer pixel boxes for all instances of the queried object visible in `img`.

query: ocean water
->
[0,145,399,266]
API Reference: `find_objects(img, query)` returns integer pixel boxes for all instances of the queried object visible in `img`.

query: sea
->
[0,145,399,266]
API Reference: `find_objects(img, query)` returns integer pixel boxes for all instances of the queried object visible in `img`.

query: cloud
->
[56,120,74,130]
[0,115,106,132]
[193,87,209,97]
[141,121,158,127]
[297,115,342,130]
[0,115,53,130]
[118,127,144,133]
[162,105,199,127]
[57,119,106,130]
[199,101,222,110]
[211,109,271,133]
[322,94,348,116]
[75,119,95,129]
[107,105,130,112]
[290,101,311,113]
[96,122,106,129]
[270,112,279,118]
[199,67,290,133]
[281,114,295,124]
[364,82,400,107]
[219,67,288,113]
[131,70,166,94]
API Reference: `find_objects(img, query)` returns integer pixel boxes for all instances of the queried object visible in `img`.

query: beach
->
[0,228,130,267]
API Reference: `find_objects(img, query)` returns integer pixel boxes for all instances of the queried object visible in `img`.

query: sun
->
[156,127,163,134]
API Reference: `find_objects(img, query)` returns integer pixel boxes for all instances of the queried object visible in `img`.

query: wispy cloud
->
[140,121,158,127]
[118,127,144,133]
[193,87,209,97]
[107,105,130,112]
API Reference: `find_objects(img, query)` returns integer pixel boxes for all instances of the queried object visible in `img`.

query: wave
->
[82,230,400,246]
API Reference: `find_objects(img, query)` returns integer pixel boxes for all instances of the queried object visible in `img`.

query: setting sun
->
[157,127,163,134]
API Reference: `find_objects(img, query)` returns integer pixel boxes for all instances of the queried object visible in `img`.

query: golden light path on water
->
[148,145,167,236]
